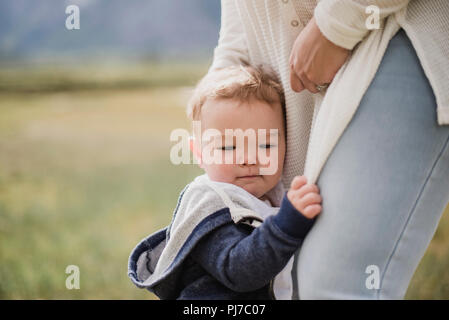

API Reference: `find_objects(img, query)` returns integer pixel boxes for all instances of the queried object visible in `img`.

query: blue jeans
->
[294,29,449,299]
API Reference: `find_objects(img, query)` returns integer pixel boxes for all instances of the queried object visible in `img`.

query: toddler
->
[128,65,322,299]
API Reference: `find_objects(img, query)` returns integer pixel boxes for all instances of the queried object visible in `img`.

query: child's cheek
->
[259,145,284,177]
[205,163,236,184]
[218,164,238,182]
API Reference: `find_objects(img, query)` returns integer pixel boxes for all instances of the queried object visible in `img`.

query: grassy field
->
[0,64,448,299]
[0,83,203,299]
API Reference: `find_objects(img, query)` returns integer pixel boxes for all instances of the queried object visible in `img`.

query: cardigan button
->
[291,20,299,27]
[282,0,288,3]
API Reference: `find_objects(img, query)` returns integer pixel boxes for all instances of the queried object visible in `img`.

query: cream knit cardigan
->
[209,0,449,188]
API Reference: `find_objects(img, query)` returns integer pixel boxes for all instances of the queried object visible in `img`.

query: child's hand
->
[287,175,322,219]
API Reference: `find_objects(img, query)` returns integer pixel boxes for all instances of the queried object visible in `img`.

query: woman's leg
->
[296,29,449,299]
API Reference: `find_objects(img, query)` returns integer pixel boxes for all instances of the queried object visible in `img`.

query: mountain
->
[0,0,221,61]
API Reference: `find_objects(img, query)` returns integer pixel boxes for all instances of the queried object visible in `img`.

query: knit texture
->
[210,0,449,187]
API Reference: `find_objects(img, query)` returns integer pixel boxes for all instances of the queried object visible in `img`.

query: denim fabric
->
[294,29,449,299]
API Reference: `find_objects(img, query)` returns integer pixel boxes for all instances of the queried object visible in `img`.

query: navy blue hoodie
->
[128,174,315,299]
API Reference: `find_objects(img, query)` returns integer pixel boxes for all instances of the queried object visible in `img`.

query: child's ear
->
[189,136,203,168]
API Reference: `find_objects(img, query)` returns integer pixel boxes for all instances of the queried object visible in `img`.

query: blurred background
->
[0,0,448,299]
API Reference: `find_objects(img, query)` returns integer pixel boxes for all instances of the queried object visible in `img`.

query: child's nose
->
[238,149,257,166]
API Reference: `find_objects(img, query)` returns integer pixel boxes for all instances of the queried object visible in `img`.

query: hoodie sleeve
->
[189,192,316,292]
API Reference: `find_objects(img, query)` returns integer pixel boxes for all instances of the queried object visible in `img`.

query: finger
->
[298,192,322,209]
[302,204,322,219]
[288,191,322,213]
[290,183,320,200]
[290,175,307,190]
[290,70,304,92]
[298,72,319,93]
[324,71,336,85]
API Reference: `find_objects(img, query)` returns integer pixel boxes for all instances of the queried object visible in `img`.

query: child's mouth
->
[238,175,261,179]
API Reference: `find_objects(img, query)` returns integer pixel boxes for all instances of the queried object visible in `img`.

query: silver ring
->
[316,84,328,92]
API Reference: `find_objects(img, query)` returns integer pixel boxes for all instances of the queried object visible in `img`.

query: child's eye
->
[259,144,276,149]
[221,146,236,151]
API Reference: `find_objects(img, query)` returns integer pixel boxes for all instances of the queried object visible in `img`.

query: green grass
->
[0,61,210,93]
[0,64,448,299]
[0,86,203,299]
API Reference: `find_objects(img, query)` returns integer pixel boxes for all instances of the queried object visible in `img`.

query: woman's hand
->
[289,16,350,93]
[287,175,322,219]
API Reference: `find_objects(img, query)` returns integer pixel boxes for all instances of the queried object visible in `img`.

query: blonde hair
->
[186,64,285,121]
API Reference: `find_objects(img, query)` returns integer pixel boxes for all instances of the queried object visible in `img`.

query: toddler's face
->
[195,97,286,199]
